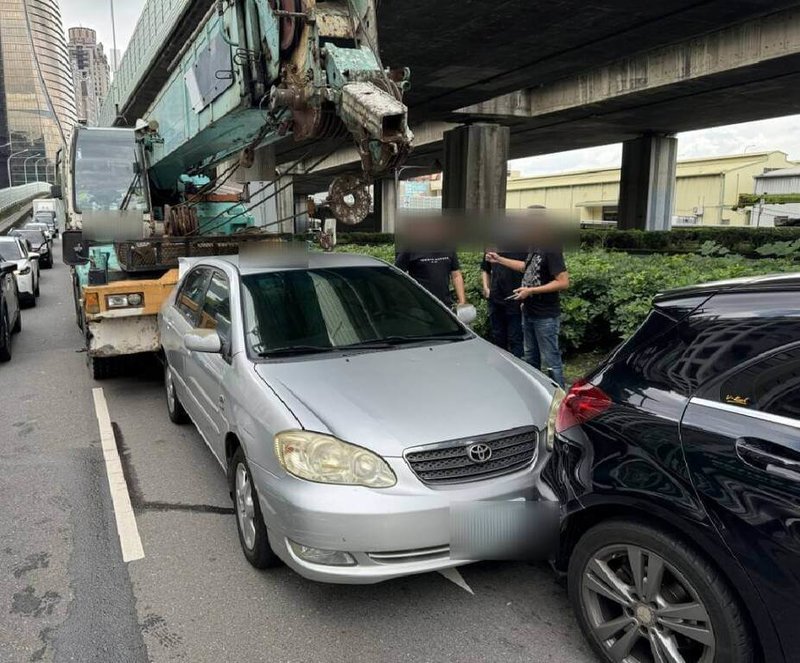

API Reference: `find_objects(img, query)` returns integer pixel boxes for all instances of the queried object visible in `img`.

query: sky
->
[58,0,800,177]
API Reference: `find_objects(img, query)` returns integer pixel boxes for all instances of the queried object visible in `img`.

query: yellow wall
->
[506,151,795,226]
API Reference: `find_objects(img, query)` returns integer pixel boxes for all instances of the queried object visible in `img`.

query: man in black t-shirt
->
[395,252,466,309]
[481,250,526,357]
[485,247,569,386]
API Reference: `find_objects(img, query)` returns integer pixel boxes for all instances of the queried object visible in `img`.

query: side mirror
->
[184,330,222,354]
[456,304,477,326]
[28,252,40,260]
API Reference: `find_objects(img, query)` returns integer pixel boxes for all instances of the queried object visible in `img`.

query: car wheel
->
[0,306,11,362]
[11,308,21,334]
[34,282,40,297]
[231,447,280,569]
[568,520,753,663]
[164,361,189,424]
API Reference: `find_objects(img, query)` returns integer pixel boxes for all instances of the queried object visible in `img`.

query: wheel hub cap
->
[634,604,656,627]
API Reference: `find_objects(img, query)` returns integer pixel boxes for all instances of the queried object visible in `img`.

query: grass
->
[564,350,608,385]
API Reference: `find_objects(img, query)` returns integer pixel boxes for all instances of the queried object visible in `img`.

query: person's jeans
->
[522,313,565,387]
[488,300,524,358]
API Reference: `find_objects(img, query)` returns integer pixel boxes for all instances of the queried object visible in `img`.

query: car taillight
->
[555,379,612,433]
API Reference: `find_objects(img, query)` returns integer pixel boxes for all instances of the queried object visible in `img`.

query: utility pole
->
[110,0,119,72]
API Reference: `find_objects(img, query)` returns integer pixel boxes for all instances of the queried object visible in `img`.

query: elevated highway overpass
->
[103,0,800,229]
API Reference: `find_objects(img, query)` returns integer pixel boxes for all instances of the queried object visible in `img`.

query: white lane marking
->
[438,567,474,595]
[92,387,145,563]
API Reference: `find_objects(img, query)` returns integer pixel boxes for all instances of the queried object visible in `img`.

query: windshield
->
[73,129,146,213]
[0,241,23,260]
[12,230,45,246]
[242,266,467,356]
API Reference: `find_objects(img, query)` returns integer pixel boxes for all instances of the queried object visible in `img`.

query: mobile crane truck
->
[58,0,412,378]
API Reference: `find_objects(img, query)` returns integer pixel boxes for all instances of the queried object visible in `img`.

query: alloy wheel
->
[165,367,177,413]
[581,544,715,663]
[235,463,256,550]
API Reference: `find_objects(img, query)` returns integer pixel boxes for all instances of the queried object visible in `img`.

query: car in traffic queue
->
[0,236,39,307]
[33,211,58,237]
[0,260,21,362]
[10,228,52,269]
[24,221,53,242]
[159,252,561,583]
[545,273,800,663]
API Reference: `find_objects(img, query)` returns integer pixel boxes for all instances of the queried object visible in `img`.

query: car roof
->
[188,251,390,275]
[654,272,800,304]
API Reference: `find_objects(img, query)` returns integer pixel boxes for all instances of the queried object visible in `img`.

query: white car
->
[0,236,39,307]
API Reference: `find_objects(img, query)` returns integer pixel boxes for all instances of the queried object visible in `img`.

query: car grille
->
[404,427,540,485]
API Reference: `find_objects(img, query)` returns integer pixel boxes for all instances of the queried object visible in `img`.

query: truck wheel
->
[164,361,189,424]
[88,355,114,380]
[0,307,11,362]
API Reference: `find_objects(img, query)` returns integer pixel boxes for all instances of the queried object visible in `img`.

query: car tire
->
[11,308,21,334]
[230,447,280,570]
[0,306,11,362]
[164,361,189,424]
[34,282,40,298]
[88,355,114,380]
[568,519,753,663]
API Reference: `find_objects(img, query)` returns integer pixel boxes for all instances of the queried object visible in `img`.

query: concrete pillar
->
[442,124,509,210]
[247,176,295,234]
[618,134,677,231]
[374,178,397,233]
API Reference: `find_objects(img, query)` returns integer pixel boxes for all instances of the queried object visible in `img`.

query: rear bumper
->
[86,313,160,357]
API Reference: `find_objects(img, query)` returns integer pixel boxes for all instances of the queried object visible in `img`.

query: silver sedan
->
[159,252,560,583]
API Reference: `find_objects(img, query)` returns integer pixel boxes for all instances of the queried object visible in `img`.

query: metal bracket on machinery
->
[268,0,414,226]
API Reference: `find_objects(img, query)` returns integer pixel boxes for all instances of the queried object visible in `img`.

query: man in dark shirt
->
[481,250,527,357]
[395,252,466,309]
[485,247,569,387]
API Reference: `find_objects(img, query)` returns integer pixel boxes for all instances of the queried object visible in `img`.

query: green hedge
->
[337,227,800,256]
[337,244,799,353]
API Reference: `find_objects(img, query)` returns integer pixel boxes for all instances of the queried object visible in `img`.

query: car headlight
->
[274,431,396,487]
[18,266,30,275]
[546,388,566,451]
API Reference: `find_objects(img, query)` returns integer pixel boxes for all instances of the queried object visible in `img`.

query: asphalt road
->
[0,239,596,663]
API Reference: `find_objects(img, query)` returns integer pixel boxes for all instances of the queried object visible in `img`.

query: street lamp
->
[34,157,48,182]
[7,148,30,186]
[23,152,43,184]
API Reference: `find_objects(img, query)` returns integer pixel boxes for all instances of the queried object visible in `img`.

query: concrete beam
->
[458,6,800,121]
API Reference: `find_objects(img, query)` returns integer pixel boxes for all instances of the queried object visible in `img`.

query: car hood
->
[253,338,555,457]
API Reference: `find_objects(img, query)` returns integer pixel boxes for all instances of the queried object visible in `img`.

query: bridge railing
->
[98,0,195,127]
[0,183,51,218]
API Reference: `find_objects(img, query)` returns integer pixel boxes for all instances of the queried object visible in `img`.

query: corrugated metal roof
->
[755,166,800,178]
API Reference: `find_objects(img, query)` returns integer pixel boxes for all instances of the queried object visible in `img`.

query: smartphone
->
[504,294,518,301]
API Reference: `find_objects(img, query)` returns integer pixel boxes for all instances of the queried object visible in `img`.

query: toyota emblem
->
[467,443,492,463]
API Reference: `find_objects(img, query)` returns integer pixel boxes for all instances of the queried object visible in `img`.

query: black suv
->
[547,274,800,663]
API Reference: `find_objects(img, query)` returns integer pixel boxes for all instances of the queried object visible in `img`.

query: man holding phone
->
[481,249,527,357]
[485,246,569,387]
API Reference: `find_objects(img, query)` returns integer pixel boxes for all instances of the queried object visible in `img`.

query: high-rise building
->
[0,0,76,188]
[68,27,111,127]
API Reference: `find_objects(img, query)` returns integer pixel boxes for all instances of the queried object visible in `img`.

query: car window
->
[0,240,23,260]
[716,345,800,420]
[198,271,231,344]
[176,268,210,326]
[241,266,465,356]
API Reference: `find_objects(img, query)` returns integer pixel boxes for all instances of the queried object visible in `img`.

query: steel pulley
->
[327,175,371,226]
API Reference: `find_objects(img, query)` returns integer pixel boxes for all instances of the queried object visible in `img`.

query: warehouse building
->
[504,151,795,226]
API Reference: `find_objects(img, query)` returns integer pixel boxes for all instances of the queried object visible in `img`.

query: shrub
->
[337,244,799,353]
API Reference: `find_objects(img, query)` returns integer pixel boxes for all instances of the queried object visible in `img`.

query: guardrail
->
[0,182,51,218]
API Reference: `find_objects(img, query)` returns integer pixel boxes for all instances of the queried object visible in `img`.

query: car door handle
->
[736,438,800,481]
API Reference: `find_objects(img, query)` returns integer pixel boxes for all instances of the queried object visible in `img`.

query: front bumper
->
[250,456,556,584]
[86,313,160,357]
